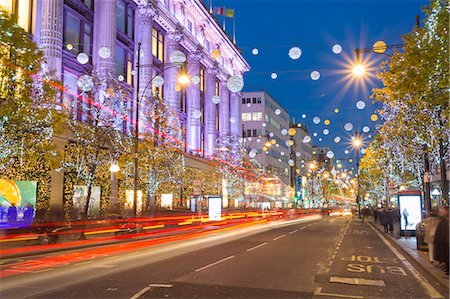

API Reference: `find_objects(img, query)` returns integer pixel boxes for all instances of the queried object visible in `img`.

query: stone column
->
[229,92,241,138]
[164,30,183,110]
[186,50,203,153]
[39,0,63,79]
[136,2,157,133]
[219,80,230,139]
[204,67,218,156]
[93,0,116,75]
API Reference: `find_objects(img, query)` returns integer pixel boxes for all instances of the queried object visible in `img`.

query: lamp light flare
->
[178,74,190,85]
[252,48,259,55]
[352,64,365,76]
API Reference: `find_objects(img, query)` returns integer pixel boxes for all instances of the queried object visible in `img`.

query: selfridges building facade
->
[7,0,250,213]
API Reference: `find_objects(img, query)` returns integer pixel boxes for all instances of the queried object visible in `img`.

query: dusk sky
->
[209,0,429,171]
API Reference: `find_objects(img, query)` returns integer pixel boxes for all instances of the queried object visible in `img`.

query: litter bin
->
[415,222,427,251]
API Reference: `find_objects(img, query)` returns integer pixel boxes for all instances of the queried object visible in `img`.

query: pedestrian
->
[423,209,439,264]
[433,206,449,276]
[373,207,379,224]
[403,208,410,239]
[387,208,393,234]
[380,208,389,233]
[23,203,34,224]
[7,203,17,224]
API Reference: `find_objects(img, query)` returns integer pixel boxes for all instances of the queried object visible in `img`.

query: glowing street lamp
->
[352,64,365,76]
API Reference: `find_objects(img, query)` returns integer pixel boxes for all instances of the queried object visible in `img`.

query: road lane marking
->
[195,255,235,272]
[246,242,268,252]
[149,284,173,288]
[273,234,286,240]
[368,223,443,298]
[130,286,151,299]
[314,287,363,298]
[288,229,298,234]
[330,276,385,287]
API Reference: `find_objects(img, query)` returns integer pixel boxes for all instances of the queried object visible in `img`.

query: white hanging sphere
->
[288,47,302,60]
[280,151,285,156]
[212,95,221,104]
[271,73,278,79]
[344,149,350,155]
[302,113,307,119]
[323,129,330,135]
[98,46,111,59]
[356,100,366,110]
[344,123,353,131]
[363,126,370,133]
[332,44,342,54]
[319,138,323,142]
[77,75,93,92]
[118,75,124,81]
[313,132,318,137]
[256,138,261,143]
[227,76,244,93]
[296,151,301,157]
[193,110,202,118]
[252,48,259,55]
[303,136,311,143]
[310,70,320,81]
[326,151,335,159]
[76,52,89,65]
[269,132,274,137]
[152,75,165,88]
[229,116,236,123]
[288,159,295,166]
[313,116,321,124]
[249,150,257,158]
[281,129,288,135]
[169,50,186,66]
[262,122,267,127]
[131,70,136,76]
[334,136,341,143]
[275,108,281,115]
[191,75,201,85]
[361,148,366,154]
[246,103,251,107]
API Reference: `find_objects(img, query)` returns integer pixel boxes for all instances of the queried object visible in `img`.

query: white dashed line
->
[288,229,298,234]
[246,242,268,252]
[273,234,286,241]
[330,276,385,287]
[194,255,235,272]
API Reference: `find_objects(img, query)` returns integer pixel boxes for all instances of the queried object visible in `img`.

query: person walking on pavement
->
[387,207,394,234]
[423,209,439,264]
[433,206,449,276]
[380,208,389,233]
[402,208,410,239]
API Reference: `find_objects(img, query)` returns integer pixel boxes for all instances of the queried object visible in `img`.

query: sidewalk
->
[370,221,449,290]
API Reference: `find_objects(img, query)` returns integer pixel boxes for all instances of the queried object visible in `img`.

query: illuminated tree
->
[0,9,63,213]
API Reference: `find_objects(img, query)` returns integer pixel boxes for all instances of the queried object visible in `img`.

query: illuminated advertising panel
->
[73,185,101,218]
[0,179,37,226]
[125,190,143,214]
[208,196,222,221]
[398,194,422,232]
[161,194,173,210]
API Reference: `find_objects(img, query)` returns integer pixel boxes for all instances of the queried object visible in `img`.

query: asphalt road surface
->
[1,216,447,299]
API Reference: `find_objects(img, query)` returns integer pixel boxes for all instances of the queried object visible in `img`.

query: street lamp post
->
[352,132,362,218]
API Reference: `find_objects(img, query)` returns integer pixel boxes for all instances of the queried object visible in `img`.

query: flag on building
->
[212,7,225,15]
[213,7,234,18]
[224,9,234,18]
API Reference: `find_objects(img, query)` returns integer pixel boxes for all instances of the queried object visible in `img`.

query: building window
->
[200,68,205,92]
[115,44,133,84]
[215,81,219,96]
[252,97,257,104]
[246,129,251,137]
[252,129,257,137]
[64,11,93,58]
[0,0,33,32]
[116,0,134,39]
[242,113,251,122]
[241,98,246,104]
[257,97,262,103]
[252,112,262,121]
[246,98,251,104]
[152,28,164,62]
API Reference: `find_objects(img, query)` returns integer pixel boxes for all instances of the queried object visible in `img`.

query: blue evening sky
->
[209,0,429,170]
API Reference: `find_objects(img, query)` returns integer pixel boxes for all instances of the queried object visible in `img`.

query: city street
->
[0,216,447,298]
